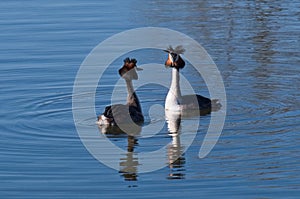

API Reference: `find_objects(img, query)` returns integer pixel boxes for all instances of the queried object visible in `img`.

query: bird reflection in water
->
[119,135,139,181]
[98,110,188,181]
[98,124,140,182]
[165,110,186,180]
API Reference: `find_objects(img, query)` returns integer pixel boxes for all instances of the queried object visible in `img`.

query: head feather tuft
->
[123,57,130,63]
[174,45,185,54]
[130,58,137,64]
[165,45,185,54]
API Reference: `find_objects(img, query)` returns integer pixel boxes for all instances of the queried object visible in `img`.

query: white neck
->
[125,80,134,97]
[125,79,142,112]
[165,68,182,111]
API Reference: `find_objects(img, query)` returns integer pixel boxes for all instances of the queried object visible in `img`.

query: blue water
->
[1,0,300,198]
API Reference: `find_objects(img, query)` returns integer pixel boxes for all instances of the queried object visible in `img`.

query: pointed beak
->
[136,67,143,71]
[169,53,174,63]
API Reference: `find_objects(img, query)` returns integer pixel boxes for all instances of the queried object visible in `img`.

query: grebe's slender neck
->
[170,68,182,98]
[125,79,142,113]
[165,68,182,111]
[125,79,134,97]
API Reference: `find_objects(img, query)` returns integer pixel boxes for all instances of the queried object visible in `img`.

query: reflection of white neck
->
[165,68,182,111]
[166,110,183,165]
[171,133,180,147]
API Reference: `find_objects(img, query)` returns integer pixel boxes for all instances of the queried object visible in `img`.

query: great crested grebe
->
[164,45,220,115]
[97,58,144,126]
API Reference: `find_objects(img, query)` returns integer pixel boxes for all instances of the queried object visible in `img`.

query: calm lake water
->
[1,0,299,198]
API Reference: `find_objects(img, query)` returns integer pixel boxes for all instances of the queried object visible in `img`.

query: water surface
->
[0,0,299,198]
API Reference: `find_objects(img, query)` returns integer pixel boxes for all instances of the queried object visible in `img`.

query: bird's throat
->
[165,68,182,111]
